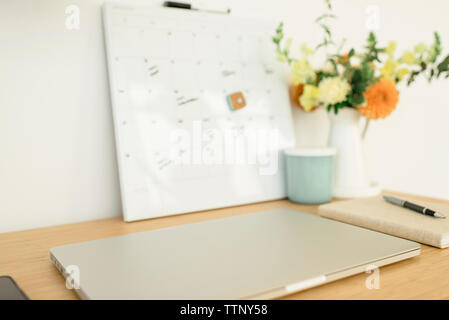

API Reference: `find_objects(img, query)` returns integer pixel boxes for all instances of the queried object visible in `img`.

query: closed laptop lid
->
[50,209,420,299]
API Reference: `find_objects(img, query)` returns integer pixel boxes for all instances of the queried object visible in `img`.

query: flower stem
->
[361,119,370,140]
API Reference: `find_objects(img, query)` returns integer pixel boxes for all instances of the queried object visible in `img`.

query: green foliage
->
[437,54,449,77]
[407,61,426,86]
[362,32,383,63]
[326,59,377,114]
[316,70,337,83]
[272,22,294,65]
[327,97,356,115]
[428,32,442,63]
[315,0,336,51]
[405,32,449,85]
[350,62,376,104]
[326,42,378,114]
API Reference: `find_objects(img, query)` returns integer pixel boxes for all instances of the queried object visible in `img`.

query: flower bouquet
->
[273,0,449,197]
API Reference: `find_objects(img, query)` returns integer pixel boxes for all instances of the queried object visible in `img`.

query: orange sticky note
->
[226,91,246,111]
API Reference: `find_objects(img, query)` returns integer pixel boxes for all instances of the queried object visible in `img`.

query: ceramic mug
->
[284,148,336,204]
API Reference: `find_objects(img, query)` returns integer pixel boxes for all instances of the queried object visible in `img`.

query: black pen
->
[383,195,446,218]
[163,1,231,14]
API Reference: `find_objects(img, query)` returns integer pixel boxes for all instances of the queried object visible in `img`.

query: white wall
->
[1,0,448,233]
[0,0,123,233]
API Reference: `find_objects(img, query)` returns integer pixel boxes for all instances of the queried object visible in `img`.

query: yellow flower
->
[380,57,399,80]
[291,58,316,85]
[401,51,417,65]
[299,84,319,111]
[414,43,427,55]
[396,68,411,81]
[300,43,314,56]
[317,77,351,105]
[385,41,397,55]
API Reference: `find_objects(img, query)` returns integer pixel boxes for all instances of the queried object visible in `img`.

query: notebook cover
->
[318,195,449,248]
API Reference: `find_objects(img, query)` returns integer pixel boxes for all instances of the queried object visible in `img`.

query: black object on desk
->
[0,276,29,300]
[383,195,446,219]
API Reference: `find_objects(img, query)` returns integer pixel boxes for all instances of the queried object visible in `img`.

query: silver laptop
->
[50,209,420,299]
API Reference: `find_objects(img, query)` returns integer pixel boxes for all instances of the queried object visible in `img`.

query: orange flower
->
[337,53,349,64]
[359,78,399,119]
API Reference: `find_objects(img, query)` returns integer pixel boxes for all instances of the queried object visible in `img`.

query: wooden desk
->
[1,192,449,300]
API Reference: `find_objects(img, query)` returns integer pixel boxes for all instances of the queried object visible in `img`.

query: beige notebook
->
[318,196,449,248]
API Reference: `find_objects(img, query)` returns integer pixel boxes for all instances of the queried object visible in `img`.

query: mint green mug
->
[284,148,336,204]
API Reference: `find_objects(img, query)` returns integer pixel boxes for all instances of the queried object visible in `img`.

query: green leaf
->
[315,13,336,23]
[351,94,365,106]
[428,32,442,63]
[348,48,355,58]
[320,24,331,37]
[275,22,284,34]
[407,70,420,86]
[367,32,377,46]
[437,54,449,76]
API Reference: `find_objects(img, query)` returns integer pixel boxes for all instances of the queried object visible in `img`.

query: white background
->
[1,0,449,233]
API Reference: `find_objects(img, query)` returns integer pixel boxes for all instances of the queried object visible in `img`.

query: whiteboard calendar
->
[102,3,295,221]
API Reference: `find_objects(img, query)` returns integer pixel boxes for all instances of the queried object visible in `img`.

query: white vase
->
[291,102,329,148]
[328,108,380,198]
